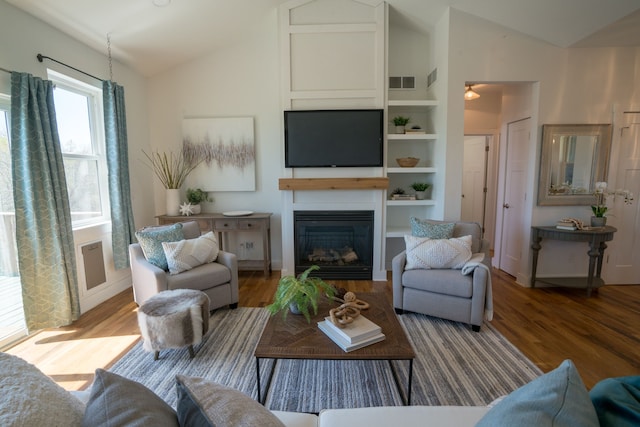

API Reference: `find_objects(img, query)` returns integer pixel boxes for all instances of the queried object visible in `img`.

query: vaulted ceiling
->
[7,0,640,77]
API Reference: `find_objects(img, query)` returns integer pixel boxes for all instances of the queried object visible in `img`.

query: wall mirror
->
[537,124,612,206]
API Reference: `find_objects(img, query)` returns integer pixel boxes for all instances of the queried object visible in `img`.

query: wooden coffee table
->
[254,293,415,405]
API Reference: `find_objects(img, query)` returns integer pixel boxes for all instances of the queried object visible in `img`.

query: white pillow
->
[162,232,219,275]
[404,234,472,269]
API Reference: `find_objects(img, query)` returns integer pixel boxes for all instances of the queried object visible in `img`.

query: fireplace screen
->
[294,210,373,280]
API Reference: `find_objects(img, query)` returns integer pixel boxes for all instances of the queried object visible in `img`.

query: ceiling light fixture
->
[152,0,171,7]
[465,85,480,100]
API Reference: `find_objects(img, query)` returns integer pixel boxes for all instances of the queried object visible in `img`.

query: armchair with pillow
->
[392,218,492,331]
[129,221,238,312]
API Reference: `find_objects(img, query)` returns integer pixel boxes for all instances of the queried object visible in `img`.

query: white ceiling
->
[7,0,640,77]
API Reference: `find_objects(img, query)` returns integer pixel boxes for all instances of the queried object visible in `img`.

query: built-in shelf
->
[388,133,438,140]
[386,167,436,174]
[388,100,438,107]
[386,227,411,238]
[386,199,435,206]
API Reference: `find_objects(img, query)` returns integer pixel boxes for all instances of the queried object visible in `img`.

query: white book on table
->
[322,315,382,344]
[317,320,385,352]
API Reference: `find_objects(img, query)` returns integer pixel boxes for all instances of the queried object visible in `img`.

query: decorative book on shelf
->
[317,315,385,352]
[391,194,416,200]
[556,218,583,231]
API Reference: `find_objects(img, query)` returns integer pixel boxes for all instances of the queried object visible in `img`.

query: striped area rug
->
[109,307,541,413]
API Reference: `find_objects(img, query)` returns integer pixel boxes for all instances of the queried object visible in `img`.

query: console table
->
[156,213,272,276]
[530,225,617,296]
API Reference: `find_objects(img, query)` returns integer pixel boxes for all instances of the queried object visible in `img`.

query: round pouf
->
[137,289,210,360]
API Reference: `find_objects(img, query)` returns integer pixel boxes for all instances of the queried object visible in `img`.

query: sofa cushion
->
[176,375,285,427]
[167,260,231,291]
[475,359,599,427]
[589,375,640,427]
[163,232,220,275]
[410,217,455,239]
[135,223,185,271]
[83,369,178,427]
[404,235,472,270]
[0,352,85,427]
[401,268,474,298]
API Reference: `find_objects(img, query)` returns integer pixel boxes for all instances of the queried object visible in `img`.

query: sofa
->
[3,351,637,427]
[392,219,492,331]
[129,220,239,312]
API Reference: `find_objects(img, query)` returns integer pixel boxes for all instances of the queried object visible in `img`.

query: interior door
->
[461,136,488,229]
[604,122,640,284]
[499,118,531,276]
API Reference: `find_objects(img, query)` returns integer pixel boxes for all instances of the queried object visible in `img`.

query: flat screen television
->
[284,109,384,168]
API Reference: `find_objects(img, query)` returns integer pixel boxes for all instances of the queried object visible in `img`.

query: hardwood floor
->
[4,269,639,392]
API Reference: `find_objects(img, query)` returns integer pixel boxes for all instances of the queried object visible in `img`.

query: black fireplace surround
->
[293,210,374,280]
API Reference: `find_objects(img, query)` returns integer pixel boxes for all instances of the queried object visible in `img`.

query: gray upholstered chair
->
[129,221,239,312]
[392,220,491,332]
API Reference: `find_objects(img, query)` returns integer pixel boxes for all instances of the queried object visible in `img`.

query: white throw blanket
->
[461,253,494,321]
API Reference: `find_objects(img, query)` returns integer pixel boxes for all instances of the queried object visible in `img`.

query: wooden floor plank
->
[4,269,639,392]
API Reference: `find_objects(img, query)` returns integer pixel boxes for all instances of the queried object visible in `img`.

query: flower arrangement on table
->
[591,181,633,218]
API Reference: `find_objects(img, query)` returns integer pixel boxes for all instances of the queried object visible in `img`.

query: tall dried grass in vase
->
[142,149,202,189]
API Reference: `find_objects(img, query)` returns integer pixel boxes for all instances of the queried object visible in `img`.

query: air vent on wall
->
[427,68,437,88]
[389,76,415,89]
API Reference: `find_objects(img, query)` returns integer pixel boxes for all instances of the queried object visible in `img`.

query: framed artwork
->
[182,117,255,191]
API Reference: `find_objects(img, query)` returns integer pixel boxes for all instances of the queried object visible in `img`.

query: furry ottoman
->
[137,289,210,360]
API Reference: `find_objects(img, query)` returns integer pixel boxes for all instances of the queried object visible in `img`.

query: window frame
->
[47,70,110,228]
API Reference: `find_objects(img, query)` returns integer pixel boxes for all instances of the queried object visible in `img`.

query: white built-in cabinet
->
[385,99,439,237]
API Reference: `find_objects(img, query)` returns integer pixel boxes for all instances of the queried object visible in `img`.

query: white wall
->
[146,9,283,267]
[447,8,640,284]
[0,0,152,312]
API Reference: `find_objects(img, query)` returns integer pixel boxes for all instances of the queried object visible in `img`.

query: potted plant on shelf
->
[142,150,202,216]
[392,116,410,134]
[411,182,431,200]
[266,265,336,323]
[186,188,212,215]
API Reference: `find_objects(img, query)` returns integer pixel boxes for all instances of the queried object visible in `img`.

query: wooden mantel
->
[278,177,389,191]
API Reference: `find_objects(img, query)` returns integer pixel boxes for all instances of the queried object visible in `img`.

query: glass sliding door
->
[0,95,27,348]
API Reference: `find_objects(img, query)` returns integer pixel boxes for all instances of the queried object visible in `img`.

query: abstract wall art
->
[182,117,256,191]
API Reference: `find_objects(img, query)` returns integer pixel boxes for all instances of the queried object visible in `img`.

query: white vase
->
[191,204,201,215]
[166,189,180,216]
[415,191,426,200]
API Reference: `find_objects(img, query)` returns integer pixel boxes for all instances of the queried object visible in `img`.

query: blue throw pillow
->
[135,223,184,271]
[410,217,455,239]
[475,359,599,427]
[590,376,640,427]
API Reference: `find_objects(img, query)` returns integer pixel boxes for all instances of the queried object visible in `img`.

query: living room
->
[1,0,640,424]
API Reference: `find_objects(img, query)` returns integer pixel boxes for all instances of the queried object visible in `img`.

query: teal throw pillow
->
[475,359,599,427]
[410,217,455,239]
[135,223,184,271]
[83,369,178,427]
[589,376,640,427]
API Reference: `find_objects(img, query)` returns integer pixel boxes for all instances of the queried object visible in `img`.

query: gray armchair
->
[129,221,239,312]
[392,220,491,332]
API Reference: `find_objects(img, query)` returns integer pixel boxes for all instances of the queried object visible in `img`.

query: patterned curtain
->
[103,81,136,269]
[10,72,80,331]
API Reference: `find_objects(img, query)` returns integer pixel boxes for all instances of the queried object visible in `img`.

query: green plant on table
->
[266,265,336,323]
[186,188,212,204]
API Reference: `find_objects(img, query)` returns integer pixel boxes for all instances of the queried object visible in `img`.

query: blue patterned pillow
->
[410,218,455,239]
[135,223,184,271]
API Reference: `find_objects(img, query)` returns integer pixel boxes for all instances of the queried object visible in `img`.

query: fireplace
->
[294,210,374,280]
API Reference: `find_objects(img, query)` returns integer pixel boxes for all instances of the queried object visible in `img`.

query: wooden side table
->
[156,213,272,276]
[530,225,617,296]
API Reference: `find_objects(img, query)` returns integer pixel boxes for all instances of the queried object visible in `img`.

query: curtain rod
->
[37,53,105,82]
[0,66,11,75]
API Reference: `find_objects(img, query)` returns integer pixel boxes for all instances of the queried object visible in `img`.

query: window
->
[48,70,109,227]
